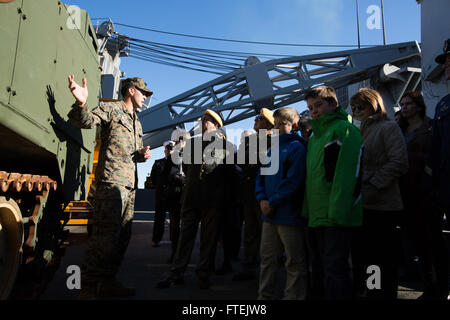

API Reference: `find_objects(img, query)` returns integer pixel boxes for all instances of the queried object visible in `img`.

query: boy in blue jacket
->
[255,107,308,300]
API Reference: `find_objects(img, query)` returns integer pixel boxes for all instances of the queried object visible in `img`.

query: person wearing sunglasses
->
[350,88,408,300]
[233,108,274,282]
[67,76,152,299]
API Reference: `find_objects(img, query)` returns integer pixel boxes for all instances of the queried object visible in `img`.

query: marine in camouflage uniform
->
[67,76,152,297]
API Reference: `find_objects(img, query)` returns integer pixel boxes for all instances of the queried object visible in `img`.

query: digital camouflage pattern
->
[68,100,145,288]
[81,182,135,283]
[68,101,146,189]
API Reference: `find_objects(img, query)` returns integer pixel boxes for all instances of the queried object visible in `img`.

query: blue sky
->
[67,0,421,188]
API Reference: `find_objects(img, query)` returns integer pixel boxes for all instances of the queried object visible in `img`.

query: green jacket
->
[302,107,363,227]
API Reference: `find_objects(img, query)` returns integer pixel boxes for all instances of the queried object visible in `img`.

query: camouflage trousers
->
[81,182,135,284]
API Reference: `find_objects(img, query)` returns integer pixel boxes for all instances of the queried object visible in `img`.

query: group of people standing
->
[150,40,450,300]
[68,39,449,300]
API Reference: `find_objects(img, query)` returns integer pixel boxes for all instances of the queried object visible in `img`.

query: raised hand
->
[138,146,152,160]
[68,74,88,106]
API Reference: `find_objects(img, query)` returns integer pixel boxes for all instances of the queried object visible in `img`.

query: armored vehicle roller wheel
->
[0,197,24,300]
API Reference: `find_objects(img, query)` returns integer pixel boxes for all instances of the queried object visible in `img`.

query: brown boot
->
[97,279,136,298]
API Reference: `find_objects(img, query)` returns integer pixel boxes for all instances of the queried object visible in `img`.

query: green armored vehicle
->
[0,0,127,299]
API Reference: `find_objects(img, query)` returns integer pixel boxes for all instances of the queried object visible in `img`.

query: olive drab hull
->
[0,0,100,199]
[0,0,101,298]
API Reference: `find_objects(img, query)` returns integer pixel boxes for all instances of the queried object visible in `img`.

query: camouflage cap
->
[121,77,153,97]
[435,38,450,65]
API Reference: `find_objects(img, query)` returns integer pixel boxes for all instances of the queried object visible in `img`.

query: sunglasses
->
[351,104,368,112]
[255,115,263,121]
[135,87,144,94]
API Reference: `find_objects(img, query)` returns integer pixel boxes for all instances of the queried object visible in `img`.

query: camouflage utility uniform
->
[68,100,146,285]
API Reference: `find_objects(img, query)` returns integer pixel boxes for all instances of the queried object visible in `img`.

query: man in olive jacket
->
[302,86,363,300]
[157,109,235,289]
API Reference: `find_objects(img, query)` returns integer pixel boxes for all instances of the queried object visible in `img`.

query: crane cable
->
[98,20,375,74]
[114,22,372,48]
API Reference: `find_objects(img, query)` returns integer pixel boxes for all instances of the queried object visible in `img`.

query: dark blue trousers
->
[308,227,353,300]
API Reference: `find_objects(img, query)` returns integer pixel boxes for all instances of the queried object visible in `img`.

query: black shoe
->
[232,272,255,282]
[197,277,210,289]
[156,276,184,289]
[215,264,232,275]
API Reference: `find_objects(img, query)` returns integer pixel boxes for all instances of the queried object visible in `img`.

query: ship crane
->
[139,41,421,148]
